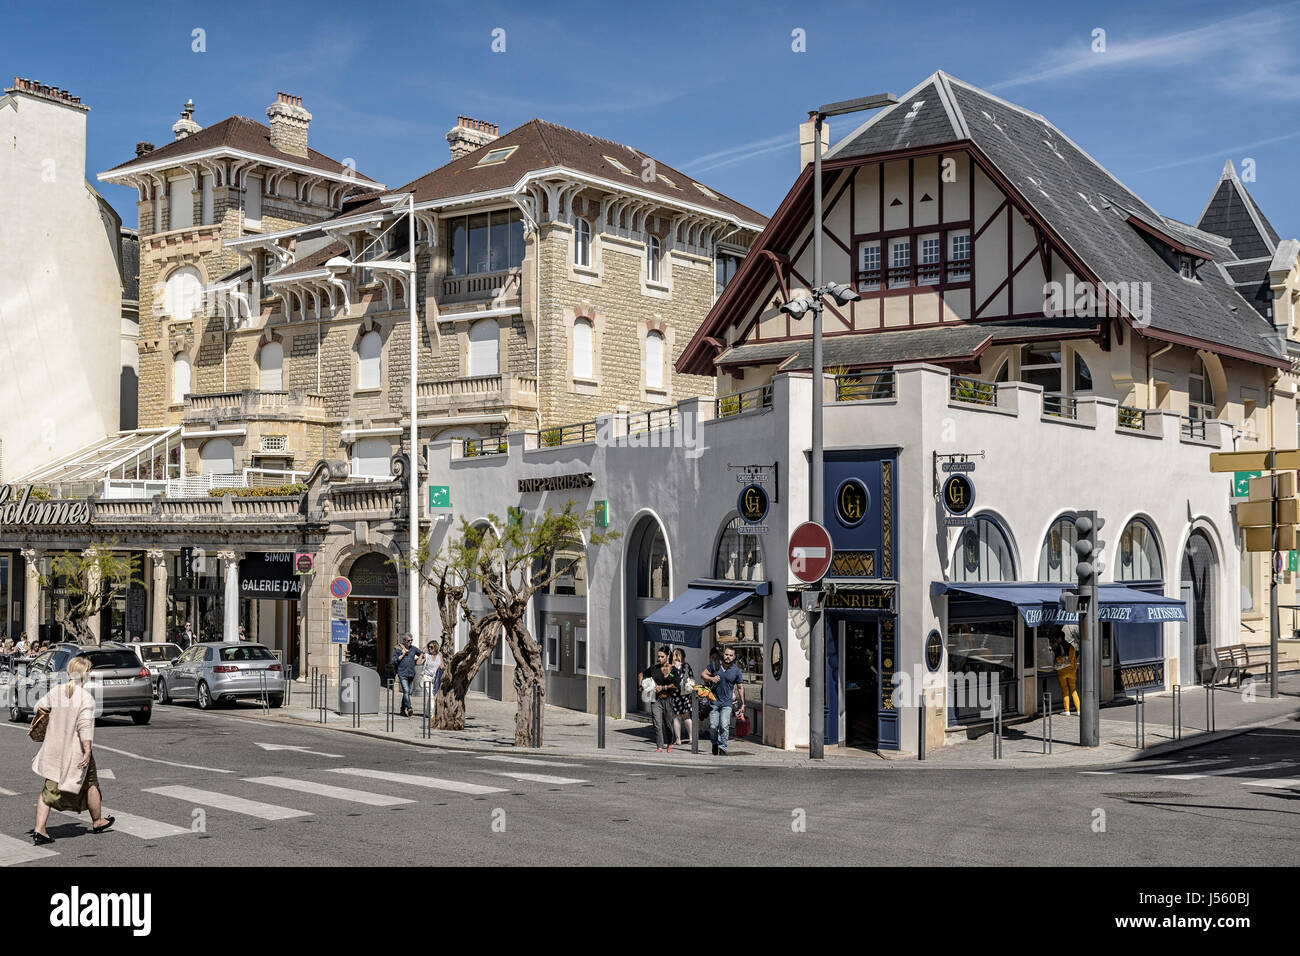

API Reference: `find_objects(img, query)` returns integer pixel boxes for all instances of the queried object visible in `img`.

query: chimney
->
[172,99,201,141]
[798,114,828,171]
[136,142,155,157]
[5,76,88,111]
[266,92,311,158]
[446,115,499,161]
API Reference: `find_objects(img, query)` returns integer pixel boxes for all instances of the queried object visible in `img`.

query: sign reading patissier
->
[0,485,93,526]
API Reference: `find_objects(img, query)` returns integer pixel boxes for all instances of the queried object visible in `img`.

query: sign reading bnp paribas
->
[0,485,94,526]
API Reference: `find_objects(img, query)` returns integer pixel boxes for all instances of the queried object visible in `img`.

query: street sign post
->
[330,620,349,644]
[789,521,833,584]
[330,577,352,599]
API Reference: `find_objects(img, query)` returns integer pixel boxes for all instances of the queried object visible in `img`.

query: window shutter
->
[573,319,593,379]
[645,331,664,389]
[468,321,499,377]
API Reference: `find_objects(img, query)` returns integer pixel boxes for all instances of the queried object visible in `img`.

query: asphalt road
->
[0,702,1296,866]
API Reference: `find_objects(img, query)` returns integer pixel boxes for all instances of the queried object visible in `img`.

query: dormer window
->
[1179,255,1197,280]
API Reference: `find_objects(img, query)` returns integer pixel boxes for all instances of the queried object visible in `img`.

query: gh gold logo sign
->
[738,483,769,524]
[835,479,869,528]
[942,475,975,516]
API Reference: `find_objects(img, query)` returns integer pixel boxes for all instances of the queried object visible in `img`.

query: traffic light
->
[1074,511,1107,587]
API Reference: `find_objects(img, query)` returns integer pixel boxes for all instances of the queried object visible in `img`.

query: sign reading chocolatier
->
[517,473,595,493]
[0,485,93,526]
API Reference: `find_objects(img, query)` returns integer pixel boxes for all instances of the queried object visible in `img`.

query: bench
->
[1210,644,1272,686]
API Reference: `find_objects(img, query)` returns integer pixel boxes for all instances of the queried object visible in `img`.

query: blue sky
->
[7,0,1299,236]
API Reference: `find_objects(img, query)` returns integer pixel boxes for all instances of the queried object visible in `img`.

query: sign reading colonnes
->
[0,485,93,526]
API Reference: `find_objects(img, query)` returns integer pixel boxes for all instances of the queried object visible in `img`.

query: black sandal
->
[90,816,115,835]
[32,831,54,846]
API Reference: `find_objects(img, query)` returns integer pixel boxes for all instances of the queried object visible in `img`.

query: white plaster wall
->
[0,92,121,478]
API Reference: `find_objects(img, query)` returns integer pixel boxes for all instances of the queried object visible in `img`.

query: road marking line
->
[1159,760,1298,781]
[327,768,505,795]
[243,777,415,807]
[99,769,116,780]
[95,744,234,774]
[57,808,188,840]
[144,785,310,820]
[254,743,343,758]
[482,771,588,786]
[0,834,58,866]
[476,755,586,769]
[0,787,17,796]
[1080,758,1231,776]
[1238,778,1300,789]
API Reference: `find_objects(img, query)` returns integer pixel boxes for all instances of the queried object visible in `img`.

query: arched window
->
[1189,357,1215,419]
[574,218,591,267]
[646,234,661,282]
[573,318,593,379]
[258,342,283,391]
[200,438,235,475]
[172,353,191,403]
[636,520,669,599]
[1117,518,1162,582]
[715,515,764,582]
[165,266,203,319]
[952,515,1016,582]
[1038,515,1079,583]
[644,331,665,391]
[358,331,382,389]
[1073,352,1094,393]
[468,320,499,377]
[993,359,1009,383]
[350,438,392,478]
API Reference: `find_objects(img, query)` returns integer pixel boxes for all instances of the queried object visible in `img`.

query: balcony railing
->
[1181,415,1208,440]
[1117,406,1147,431]
[440,268,520,304]
[715,384,773,419]
[835,371,896,401]
[163,468,307,499]
[183,389,326,420]
[949,376,998,407]
[463,437,508,458]
[1042,393,1078,420]
[417,374,538,410]
[539,420,598,448]
[627,407,679,435]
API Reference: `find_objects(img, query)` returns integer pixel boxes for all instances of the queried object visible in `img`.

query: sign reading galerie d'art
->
[0,485,93,526]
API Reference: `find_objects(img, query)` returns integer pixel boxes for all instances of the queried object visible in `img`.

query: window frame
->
[1189,358,1215,420]
[572,318,594,381]
[258,342,284,391]
[172,353,192,404]
[646,234,662,284]
[644,330,665,392]
[574,218,592,268]
[357,330,382,391]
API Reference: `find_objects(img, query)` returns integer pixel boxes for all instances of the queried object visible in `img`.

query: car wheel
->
[196,681,212,710]
[8,701,22,723]
[157,680,170,705]
[131,709,151,726]
[268,694,284,709]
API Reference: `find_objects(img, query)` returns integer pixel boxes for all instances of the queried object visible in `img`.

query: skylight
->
[693,181,718,200]
[475,145,518,166]
[655,173,678,188]
[603,154,634,175]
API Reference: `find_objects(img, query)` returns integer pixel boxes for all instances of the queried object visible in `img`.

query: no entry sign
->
[789,521,833,584]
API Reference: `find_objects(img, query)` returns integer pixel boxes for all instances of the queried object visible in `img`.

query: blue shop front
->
[820,449,901,751]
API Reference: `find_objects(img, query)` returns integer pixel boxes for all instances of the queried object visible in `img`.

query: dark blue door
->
[825,621,839,746]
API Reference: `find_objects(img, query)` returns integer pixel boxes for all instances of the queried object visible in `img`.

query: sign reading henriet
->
[0,485,93,526]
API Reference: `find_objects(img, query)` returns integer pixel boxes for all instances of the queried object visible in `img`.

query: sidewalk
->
[233,675,1300,770]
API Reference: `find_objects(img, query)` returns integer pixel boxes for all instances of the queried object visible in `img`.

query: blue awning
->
[643,580,769,649]
[930,581,1186,626]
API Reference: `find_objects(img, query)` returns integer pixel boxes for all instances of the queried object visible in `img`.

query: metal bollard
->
[386,680,394,732]
[992,697,1003,760]
[309,668,316,709]
[531,685,541,748]
[422,684,431,739]
[691,698,699,754]
[352,676,360,728]
[1206,683,1216,733]
[259,670,268,714]
[318,674,327,724]
[597,686,606,749]
[918,693,926,761]
[1172,684,1182,740]
[1135,688,1145,748]
[1041,692,1053,754]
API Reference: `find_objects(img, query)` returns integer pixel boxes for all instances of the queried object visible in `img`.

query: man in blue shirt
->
[703,645,745,755]
[391,633,420,717]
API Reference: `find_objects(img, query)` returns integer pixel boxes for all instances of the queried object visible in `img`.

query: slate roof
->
[823,72,1286,366]
[1192,161,1286,319]
[346,119,766,227]
[104,115,378,184]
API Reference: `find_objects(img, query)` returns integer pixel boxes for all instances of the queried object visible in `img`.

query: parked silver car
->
[125,642,183,696]
[5,643,154,725]
[157,642,284,709]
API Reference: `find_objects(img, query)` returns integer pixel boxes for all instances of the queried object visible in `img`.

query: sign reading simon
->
[518,473,595,493]
[0,485,93,526]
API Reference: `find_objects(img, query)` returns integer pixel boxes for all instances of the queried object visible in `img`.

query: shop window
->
[715,515,764,582]
[258,342,283,391]
[172,353,191,403]
[468,320,499,377]
[1117,518,1162,582]
[199,438,234,476]
[573,318,594,380]
[637,521,669,599]
[574,218,591,267]
[165,267,203,319]
[951,515,1016,582]
[1038,515,1079,583]
[644,331,664,391]
[946,619,1018,722]
[358,331,382,389]
[350,438,392,479]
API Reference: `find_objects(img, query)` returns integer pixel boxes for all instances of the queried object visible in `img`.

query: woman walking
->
[30,656,114,845]
[669,647,695,747]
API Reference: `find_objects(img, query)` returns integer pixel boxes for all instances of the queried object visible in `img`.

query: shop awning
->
[643,579,770,648]
[930,581,1187,626]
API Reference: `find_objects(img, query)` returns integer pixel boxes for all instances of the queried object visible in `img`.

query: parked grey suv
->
[5,643,153,725]
[158,642,284,709]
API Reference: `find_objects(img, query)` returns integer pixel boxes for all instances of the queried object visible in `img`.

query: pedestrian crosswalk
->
[1082,756,1300,789]
[2,755,606,864]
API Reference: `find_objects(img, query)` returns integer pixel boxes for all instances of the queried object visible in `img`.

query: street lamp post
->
[781,94,896,759]
[326,192,421,651]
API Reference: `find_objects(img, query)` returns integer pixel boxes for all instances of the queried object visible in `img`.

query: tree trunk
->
[59,616,96,645]
[431,617,500,730]
[504,619,545,747]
